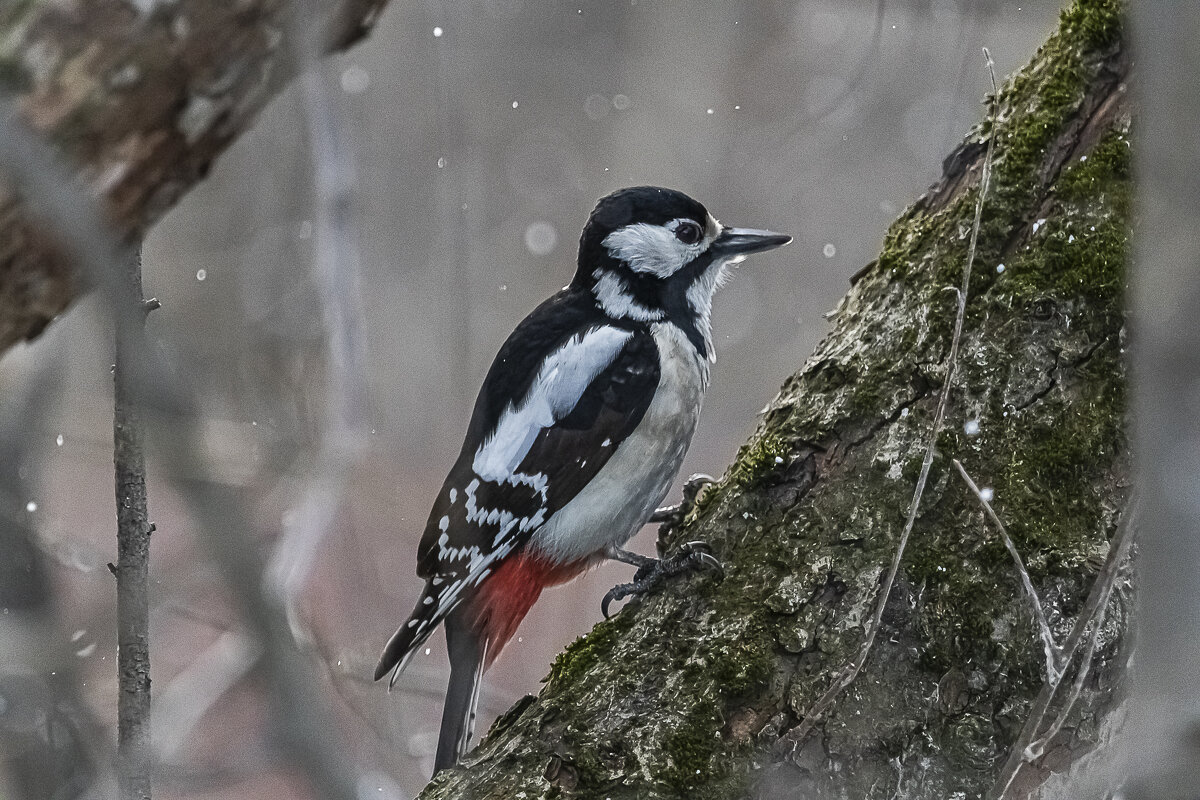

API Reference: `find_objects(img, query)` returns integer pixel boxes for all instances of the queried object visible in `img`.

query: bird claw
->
[601,540,725,619]
[648,474,716,526]
[680,541,725,580]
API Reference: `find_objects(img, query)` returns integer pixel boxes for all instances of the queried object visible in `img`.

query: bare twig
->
[953,458,1063,683]
[988,497,1137,800]
[779,48,1000,757]
[1025,596,1109,762]
[114,246,154,800]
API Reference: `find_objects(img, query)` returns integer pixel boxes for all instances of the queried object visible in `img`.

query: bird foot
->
[648,473,716,527]
[601,541,724,619]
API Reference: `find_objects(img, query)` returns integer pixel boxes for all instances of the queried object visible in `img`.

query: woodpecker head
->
[573,186,791,352]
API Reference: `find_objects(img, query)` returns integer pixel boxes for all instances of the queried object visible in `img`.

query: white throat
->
[685,259,734,362]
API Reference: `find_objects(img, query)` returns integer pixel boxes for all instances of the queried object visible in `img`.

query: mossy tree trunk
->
[420,2,1131,798]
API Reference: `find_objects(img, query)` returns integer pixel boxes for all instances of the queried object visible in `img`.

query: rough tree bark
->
[420,2,1131,798]
[0,0,391,352]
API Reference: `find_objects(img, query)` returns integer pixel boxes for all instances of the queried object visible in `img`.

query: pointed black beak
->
[710,227,793,259]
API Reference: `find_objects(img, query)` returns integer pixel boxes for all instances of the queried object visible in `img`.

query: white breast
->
[528,322,710,564]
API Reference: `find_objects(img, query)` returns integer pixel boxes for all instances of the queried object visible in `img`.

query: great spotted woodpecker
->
[374,186,790,773]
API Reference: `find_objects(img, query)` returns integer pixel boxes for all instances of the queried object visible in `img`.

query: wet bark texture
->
[0,0,390,352]
[421,2,1131,798]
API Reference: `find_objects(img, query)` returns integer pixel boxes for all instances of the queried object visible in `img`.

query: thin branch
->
[779,48,1000,757]
[114,246,155,800]
[953,458,1063,684]
[1025,596,1109,762]
[988,496,1137,800]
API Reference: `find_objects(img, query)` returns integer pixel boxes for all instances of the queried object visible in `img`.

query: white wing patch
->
[473,325,634,482]
[410,325,637,640]
[383,323,654,687]
[528,320,708,563]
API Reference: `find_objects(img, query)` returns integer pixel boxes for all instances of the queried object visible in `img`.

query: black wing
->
[376,290,660,682]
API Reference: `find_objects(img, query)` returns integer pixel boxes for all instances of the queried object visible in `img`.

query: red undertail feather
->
[465,551,584,666]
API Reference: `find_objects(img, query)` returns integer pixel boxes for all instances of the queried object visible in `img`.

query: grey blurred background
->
[0,0,1067,796]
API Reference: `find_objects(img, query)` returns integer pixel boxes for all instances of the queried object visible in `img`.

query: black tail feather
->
[375,582,452,686]
[433,614,487,774]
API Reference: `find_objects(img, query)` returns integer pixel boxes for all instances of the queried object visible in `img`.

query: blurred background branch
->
[0,363,108,800]
[265,1,372,635]
[0,0,391,357]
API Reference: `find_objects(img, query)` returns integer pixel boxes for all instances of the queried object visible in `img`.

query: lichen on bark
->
[419,1,1131,798]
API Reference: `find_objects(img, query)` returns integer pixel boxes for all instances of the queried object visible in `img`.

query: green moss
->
[1056,128,1132,203]
[875,208,935,281]
[902,329,1125,677]
[998,127,1130,308]
[546,614,632,688]
[729,431,790,488]
[709,626,774,696]
[969,0,1122,250]
[1059,0,1124,51]
[994,347,1125,565]
[659,702,726,793]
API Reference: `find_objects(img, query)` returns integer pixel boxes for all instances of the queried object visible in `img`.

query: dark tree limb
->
[417,2,1132,798]
[113,246,154,800]
[0,0,392,356]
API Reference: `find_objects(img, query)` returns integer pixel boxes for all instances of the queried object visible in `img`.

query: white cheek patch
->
[603,220,702,277]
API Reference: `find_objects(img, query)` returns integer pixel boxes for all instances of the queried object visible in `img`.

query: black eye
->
[674,221,703,245]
